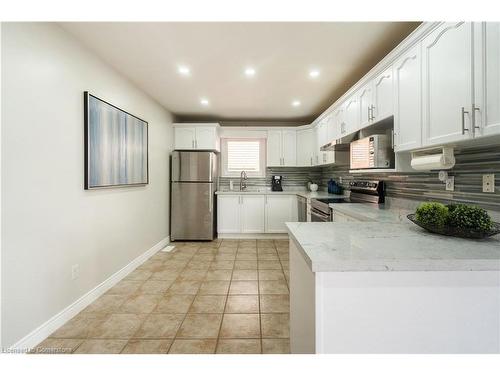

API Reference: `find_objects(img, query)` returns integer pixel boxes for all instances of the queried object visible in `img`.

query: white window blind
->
[221,138,266,177]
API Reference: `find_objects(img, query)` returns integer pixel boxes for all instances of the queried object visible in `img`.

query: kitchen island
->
[286,218,500,353]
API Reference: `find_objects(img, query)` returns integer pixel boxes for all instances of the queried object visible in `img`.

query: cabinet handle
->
[310,157,313,166]
[195,139,197,148]
[367,106,371,122]
[473,105,481,131]
[391,129,395,150]
[370,105,375,121]
[461,107,470,135]
[192,139,194,148]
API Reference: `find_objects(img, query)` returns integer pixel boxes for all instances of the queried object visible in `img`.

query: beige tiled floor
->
[36,238,290,354]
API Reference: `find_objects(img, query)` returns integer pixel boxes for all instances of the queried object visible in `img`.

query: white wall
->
[1,22,174,347]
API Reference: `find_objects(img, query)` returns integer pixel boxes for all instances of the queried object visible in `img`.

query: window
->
[221,138,266,177]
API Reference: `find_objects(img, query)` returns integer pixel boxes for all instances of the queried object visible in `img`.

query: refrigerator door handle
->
[208,184,212,212]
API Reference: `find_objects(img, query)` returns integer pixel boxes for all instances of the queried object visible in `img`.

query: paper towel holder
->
[410,147,456,171]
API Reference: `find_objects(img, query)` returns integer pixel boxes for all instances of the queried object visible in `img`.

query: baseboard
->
[218,233,289,239]
[10,236,170,351]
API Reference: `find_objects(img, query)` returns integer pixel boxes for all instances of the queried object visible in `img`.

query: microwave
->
[350,134,392,169]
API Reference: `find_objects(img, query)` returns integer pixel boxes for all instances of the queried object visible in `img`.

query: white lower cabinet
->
[217,194,297,235]
[241,195,265,233]
[265,195,297,233]
[217,195,241,233]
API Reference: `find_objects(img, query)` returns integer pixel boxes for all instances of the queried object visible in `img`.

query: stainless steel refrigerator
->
[170,151,218,241]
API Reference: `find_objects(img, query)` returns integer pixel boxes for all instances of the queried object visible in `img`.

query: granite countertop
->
[285,220,500,272]
[329,203,409,223]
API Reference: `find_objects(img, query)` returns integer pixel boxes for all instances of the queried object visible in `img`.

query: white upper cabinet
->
[326,113,338,142]
[422,22,474,146]
[394,44,422,152]
[174,127,196,150]
[267,130,282,167]
[296,128,315,167]
[195,127,218,150]
[174,123,220,151]
[266,129,296,167]
[333,106,344,136]
[282,130,297,166]
[373,66,394,122]
[358,83,374,128]
[316,120,328,165]
[474,22,500,138]
[343,95,360,134]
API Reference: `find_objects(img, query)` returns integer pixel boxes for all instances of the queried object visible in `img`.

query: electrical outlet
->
[445,176,455,191]
[483,174,495,193]
[71,264,80,280]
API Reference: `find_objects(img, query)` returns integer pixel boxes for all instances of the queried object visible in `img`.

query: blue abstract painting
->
[85,93,148,189]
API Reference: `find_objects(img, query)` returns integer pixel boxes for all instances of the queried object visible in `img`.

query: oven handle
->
[310,207,331,220]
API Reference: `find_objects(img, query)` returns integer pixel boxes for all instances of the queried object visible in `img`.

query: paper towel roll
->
[411,153,455,170]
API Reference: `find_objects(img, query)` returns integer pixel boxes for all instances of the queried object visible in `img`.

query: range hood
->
[320,131,359,152]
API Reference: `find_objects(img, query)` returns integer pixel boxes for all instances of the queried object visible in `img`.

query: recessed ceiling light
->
[244,67,256,77]
[309,70,320,78]
[292,100,301,107]
[178,66,190,75]
[200,98,209,106]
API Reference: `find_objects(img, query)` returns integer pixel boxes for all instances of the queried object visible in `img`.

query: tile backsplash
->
[322,146,500,211]
[219,146,500,212]
[219,167,322,190]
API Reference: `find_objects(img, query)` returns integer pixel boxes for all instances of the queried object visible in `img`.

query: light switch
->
[445,176,454,191]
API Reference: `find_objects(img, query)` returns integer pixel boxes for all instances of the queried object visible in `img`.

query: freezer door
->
[170,182,215,240]
[171,151,216,182]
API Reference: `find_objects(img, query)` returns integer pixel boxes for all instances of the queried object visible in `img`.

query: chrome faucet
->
[240,170,248,191]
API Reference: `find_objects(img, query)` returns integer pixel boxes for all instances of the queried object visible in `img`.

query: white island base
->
[290,238,500,354]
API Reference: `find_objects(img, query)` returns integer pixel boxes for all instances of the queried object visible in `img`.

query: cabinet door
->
[241,195,265,233]
[174,127,195,150]
[394,44,422,151]
[422,22,474,146]
[344,96,360,133]
[373,66,394,122]
[358,83,373,128]
[282,130,297,166]
[267,130,282,167]
[474,22,500,137]
[316,121,327,165]
[265,195,293,233]
[326,113,337,142]
[334,106,345,136]
[296,129,314,166]
[195,127,218,150]
[312,126,319,165]
[217,195,241,233]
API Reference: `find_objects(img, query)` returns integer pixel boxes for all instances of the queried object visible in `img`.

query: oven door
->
[310,207,332,222]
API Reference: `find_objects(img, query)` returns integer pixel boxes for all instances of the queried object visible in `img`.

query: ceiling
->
[60,22,420,123]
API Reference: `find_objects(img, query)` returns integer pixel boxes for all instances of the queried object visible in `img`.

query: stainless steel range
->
[310,180,385,222]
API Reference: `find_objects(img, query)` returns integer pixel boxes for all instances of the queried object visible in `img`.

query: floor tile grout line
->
[167,243,218,353]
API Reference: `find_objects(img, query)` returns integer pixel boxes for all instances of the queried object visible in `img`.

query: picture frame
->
[84,92,149,189]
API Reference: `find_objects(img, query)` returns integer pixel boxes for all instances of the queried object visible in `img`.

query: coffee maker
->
[271,175,283,191]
